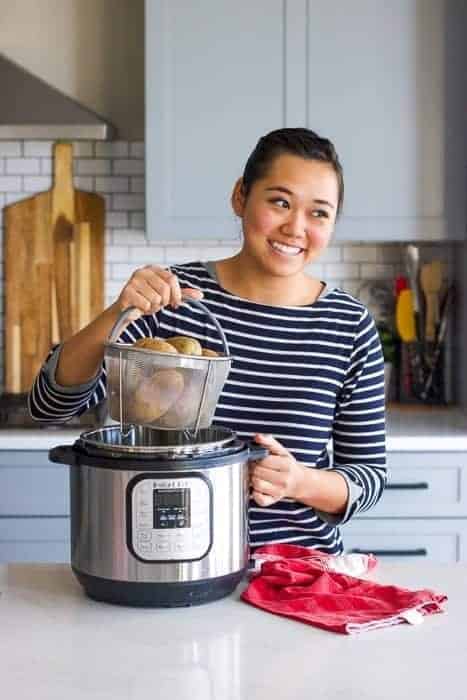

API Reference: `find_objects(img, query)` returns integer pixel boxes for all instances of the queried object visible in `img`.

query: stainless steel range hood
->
[0,53,115,140]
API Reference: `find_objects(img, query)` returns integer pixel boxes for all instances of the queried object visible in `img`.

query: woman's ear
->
[231,178,246,217]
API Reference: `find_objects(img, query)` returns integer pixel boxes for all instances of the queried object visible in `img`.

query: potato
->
[159,370,204,428]
[133,338,178,354]
[166,336,203,356]
[201,348,220,357]
[130,369,184,424]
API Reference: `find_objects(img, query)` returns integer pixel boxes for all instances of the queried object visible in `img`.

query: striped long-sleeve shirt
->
[29,261,387,554]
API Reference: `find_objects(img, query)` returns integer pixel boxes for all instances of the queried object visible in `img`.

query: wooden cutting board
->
[4,143,105,394]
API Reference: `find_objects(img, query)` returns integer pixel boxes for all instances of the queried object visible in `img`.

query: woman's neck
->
[214,255,323,307]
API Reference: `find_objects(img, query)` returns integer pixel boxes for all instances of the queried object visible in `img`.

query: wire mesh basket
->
[104,299,231,433]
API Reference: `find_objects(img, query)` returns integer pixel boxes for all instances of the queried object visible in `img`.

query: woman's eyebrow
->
[265,186,335,209]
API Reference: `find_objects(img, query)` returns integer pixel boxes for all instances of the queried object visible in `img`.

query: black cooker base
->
[73,567,246,607]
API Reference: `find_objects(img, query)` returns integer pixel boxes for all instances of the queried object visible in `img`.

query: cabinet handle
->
[349,548,427,557]
[386,482,429,490]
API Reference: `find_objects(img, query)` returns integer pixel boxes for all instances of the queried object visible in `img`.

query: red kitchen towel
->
[242,546,447,634]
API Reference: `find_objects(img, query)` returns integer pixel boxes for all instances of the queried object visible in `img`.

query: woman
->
[29,127,386,554]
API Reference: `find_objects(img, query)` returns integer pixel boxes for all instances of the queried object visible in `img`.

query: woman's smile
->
[268,239,306,257]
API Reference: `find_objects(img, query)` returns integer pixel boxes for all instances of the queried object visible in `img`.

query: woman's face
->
[232,154,339,277]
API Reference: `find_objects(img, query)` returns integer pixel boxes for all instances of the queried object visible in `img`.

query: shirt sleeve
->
[28,313,159,423]
[325,308,387,525]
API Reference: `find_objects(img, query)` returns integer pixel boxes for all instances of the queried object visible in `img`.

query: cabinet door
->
[145,0,307,240]
[343,518,467,563]
[0,451,69,516]
[307,0,450,241]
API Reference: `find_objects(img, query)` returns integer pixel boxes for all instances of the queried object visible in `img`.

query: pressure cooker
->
[49,300,267,607]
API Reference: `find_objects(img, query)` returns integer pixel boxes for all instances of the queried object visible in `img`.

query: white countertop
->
[0,562,464,700]
[1,406,467,450]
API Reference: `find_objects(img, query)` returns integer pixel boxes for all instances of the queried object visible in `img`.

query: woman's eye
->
[270,198,289,209]
[312,209,329,219]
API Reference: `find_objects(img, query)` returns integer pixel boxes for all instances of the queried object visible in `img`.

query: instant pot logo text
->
[150,479,190,489]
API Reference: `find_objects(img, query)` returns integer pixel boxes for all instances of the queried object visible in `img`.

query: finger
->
[251,466,288,487]
[250,477,278,497]
[181,287,204,301]
[250,456,287,473]
[137,267,172,307]
[251,490,277,508]
[155,268,183,308]
[128,279,163,313]
[254,433,290,457]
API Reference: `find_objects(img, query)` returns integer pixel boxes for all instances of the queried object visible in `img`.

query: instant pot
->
[50,426,266,607]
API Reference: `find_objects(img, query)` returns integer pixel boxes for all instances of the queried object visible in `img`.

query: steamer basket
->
[105,300,231,432]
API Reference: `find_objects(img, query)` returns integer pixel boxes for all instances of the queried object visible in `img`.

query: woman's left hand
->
[249,434,307,507]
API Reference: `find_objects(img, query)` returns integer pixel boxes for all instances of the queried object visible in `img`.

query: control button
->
[157,531,169,540]
[156,542,170,552]
[138,531,151,541]
[139,543,152,553]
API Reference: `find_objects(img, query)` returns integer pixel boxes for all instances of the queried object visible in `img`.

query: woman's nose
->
[281,211,308,238]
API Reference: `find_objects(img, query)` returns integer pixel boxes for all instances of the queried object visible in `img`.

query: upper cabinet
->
[145,0,466,242]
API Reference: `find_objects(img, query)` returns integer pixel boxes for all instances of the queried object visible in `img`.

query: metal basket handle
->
[108,297,230,356]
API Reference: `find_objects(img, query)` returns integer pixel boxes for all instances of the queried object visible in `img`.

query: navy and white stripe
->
[29,261,387,553]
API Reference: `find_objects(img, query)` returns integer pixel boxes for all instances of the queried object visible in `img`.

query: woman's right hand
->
[115,265,203,316]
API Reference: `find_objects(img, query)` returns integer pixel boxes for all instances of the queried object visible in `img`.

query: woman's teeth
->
[270,241,303,256]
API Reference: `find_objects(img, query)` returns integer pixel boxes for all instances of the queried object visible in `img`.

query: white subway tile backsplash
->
[72,142,94,157]
[113,159,145,175]
[106,212,129,228]
[359,263,396,279]
[106,246,130,263]
[0,176,22,192]
[131,177,145,193]
[5,192,27,205]
[343,245,378,262]
[0,160,4,175]
[96,142,129,158]
[317,246,342,263]
[76,159,111,176]
[324,262,359,279]
[129,246,166,265]
[74,176,94,191]
[112,229,147,246]
[41,158,52,175]
[23,176,51,192]
[112,263,141,280]
[113,194,145,211]
[130,142,145,158]
[129,212,145,229]
[96,177,130,193]
[24,141,53,157]
[0,142,21,157]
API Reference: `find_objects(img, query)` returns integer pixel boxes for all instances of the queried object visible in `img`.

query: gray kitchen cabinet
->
[344,450,467,563]
[0,450,70,563]
[145,0,465,242]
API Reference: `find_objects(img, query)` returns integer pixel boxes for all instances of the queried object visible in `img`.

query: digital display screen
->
[153,488,190,529]
[155,490,186,508]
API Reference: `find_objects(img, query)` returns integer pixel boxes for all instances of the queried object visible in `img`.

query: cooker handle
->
[49,444,78,466]
[245,443,269,461]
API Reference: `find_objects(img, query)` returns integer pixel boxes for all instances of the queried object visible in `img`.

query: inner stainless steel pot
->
[79,424,236,458]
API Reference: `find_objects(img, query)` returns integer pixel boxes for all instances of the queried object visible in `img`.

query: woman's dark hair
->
[241,127,344,216]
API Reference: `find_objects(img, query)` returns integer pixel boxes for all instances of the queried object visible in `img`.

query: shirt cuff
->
[43,344,101,394]
[314,473,363,525]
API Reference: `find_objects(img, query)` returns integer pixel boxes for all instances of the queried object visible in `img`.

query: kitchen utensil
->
[394,275,408,297]
[395,289,416,343]
[49,426,267,607]
[3,142,105,393]
[420,261,442,342]
[356,280,394,324]
[403,245,422,341]
[105,299,232,434]
[420,284,454,401]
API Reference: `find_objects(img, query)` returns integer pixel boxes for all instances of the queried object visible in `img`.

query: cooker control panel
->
[130,476,211,561]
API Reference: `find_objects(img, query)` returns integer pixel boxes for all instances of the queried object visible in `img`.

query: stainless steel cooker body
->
[49,427,266,607]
